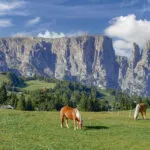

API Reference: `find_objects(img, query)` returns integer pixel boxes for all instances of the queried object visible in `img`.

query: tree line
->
[0,73,150,111]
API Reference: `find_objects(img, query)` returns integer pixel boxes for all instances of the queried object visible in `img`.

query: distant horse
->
[134,103,147,120]
[60,106,83,130]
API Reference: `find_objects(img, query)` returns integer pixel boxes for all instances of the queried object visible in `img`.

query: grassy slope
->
[0,110,150,150]
[0,73,56,91]
[21,80,56,91]
[0,73,115,101]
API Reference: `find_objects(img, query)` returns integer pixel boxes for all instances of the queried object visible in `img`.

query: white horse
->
[134,103,147,120]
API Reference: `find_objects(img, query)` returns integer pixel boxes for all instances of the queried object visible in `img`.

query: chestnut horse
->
[60,106,83,130]
[134,103,147,120]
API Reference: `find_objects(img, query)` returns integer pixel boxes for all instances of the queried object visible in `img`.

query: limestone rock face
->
[0,36,118,89]
[116,56,128,90]
[133,41,150,96]
[129,43,141,69]
[121,41,150,96]
[1,36,150,96]
[0,51,9,72]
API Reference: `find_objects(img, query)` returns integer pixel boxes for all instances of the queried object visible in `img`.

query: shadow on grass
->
[84,125,109,130]
[136,118,150,121]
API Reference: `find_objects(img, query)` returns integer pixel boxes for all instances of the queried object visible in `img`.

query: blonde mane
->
[74,108,82,122]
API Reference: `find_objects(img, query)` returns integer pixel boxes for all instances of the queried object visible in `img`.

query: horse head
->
[79,119,83,129]
[74,108,83,129]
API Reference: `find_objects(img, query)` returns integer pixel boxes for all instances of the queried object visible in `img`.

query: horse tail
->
[134,104,140,120]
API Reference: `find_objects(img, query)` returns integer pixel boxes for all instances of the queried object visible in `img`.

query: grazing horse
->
[60,106,83,130]
[134,103,147,120]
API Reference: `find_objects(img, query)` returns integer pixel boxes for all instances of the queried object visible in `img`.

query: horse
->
[134,103,147,120]
[60,106,83,130]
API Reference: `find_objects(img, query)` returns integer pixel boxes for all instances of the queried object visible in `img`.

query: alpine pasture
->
[1,109,150,150]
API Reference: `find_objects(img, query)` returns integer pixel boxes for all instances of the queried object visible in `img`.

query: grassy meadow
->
[1,109,150,150]
[21,80,56,91]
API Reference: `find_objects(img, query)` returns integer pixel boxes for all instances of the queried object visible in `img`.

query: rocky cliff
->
[0,36,118,89]
[0,35,150,96]
[117,41,150,96]
[120,41,150,96]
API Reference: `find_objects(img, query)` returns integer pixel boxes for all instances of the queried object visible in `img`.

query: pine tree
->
[25,98,34,110]
[0,84,7,104]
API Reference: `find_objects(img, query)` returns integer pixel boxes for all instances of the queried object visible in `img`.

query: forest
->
[0,72,149,111]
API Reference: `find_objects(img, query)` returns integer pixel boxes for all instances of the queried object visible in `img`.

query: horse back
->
[60,106,78,120]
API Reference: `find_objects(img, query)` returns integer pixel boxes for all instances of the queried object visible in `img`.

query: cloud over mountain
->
[38,30,65,38]
[37,30,87,38]
[105,14,150,56]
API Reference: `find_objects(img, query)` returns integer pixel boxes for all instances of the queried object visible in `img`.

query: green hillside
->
[21,80,56,91]
[0,72,148,112]
[0,73,116,102]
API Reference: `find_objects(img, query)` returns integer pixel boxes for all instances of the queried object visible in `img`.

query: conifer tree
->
[0,84,7,104]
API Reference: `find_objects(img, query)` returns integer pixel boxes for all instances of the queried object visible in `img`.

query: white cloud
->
[113,40,132,57]
[27,17,40,26]
[38,30,65,38]
[113,40,132,49]
[13,30,87,39]
[104,14,150,56]
[0,19,12,27]
[0,1,25,11]
[0,1,28,16]
[37,30,88,39]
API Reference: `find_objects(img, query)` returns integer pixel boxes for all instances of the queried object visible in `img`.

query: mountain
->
[0,35,150,96]
[121,41,150,96]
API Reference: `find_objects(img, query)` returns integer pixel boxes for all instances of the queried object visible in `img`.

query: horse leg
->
[143,111,146,120]
[73,119,76,130]
[60,116,64,128]
[77,121,80,129]
[65,118,69,128]
[72,113,76,130]
[76,121,78,129]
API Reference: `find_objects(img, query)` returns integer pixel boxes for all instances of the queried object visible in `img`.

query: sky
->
[0,0,150,57]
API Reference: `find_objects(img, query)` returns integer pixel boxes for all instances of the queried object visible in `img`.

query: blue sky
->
[0,0,150,56]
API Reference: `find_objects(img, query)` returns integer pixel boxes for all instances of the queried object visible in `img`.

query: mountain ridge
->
[0,35,150,96]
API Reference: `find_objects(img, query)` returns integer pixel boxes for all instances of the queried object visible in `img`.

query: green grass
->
[1,110,150,150]
[21,80,56,91]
